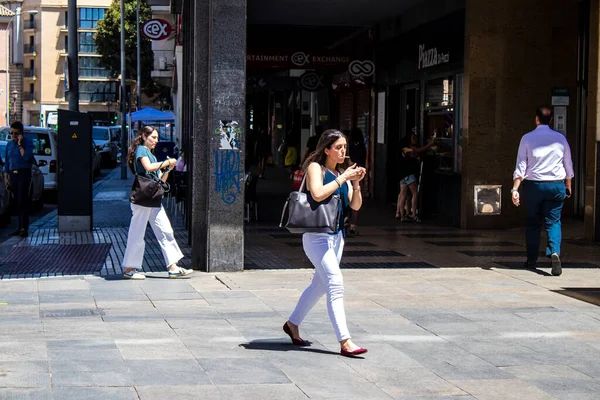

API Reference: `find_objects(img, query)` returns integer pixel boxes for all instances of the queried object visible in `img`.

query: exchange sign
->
[141,19,172,40]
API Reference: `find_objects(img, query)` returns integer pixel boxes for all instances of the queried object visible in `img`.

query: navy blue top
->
[324,168,349,236]
[4,138,34,173]
[134,146,159,177]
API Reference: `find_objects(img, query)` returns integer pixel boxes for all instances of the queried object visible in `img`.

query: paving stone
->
[0,371,50,388]
[115,338,195,360]
[49,359,129,373]
[0,389,52,400]
[125,360,211,386]
[46,340,121,361]
[50,387,138,400]
[450,379,556,400]
[51,371,133,387]
[198,358,290,385]
[216,384,309,399]
[0,342,48,362]
[136,385,222,400]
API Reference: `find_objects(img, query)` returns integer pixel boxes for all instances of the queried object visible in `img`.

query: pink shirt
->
[513,125,574,181]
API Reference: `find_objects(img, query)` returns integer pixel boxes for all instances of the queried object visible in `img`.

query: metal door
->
[57,109,92,232]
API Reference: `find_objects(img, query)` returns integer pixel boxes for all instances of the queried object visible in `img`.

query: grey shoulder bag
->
[279,167,340,234]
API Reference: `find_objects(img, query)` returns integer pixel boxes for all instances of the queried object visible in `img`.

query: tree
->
[95,0,157,98]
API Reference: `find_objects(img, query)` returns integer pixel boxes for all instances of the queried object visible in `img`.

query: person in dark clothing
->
[4,122,35,237]
[303,125,324,162]
[256,128,271,178]
[348,128,367,234]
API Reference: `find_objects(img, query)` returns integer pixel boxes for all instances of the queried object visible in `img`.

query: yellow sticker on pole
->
[72,133,78,139]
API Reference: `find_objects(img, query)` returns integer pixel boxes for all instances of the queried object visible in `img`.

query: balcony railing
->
[24,68,36,78]
[24,20,37,30]
[23,92,36,102]
[24,45,36,55]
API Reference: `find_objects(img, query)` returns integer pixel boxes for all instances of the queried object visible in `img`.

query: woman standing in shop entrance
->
[283,129,368,357]
[122,126,193,280]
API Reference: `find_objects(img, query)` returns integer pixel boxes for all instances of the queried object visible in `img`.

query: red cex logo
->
[141,19,172,40]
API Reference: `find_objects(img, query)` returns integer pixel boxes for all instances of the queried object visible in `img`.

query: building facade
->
[2,0,117,127]
[0,4,14,125]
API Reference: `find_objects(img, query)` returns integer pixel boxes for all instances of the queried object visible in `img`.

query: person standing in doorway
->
[348,128,367,234]
[511,105,574,276]
[4,122,34,237]
[122,126,193,280]
[283,129,368,357]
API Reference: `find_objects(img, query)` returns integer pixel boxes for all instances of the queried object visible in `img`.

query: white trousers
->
[289,231,350,341]
[122,203,184,271]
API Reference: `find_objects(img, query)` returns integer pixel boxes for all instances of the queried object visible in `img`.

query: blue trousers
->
[523,180,566,262]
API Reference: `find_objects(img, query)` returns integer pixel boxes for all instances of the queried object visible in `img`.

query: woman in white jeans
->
[283,129,368,357]
[122,126,193,280]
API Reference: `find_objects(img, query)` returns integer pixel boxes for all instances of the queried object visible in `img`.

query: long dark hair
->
[302,129,351,170]
[127,125,155,174]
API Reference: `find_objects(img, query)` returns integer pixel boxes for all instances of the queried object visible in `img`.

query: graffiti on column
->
[214,120,243,204]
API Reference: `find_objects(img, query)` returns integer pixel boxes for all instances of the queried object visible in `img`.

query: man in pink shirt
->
[511,106,574,276]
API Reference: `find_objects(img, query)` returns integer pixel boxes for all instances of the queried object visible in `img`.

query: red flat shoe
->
[340,347,368,357]
[283,322,310,346]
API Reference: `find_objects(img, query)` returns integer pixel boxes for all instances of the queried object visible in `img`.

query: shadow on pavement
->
[240,340,342,357]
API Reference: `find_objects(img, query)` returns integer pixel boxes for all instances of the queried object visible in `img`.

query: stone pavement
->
[1,267,600,399]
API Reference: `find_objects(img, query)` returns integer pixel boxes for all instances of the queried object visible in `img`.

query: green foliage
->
[95,0,157,97]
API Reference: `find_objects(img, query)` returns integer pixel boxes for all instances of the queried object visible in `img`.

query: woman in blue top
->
[283,129,368,357]
[122,126,193,280]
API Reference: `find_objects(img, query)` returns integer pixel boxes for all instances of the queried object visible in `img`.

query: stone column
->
[190,0,246,272]
[587,0,600,240]
[461,0,578,229]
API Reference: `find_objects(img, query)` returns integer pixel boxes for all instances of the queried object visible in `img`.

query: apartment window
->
[79,81,117,102]
[79,32,97,53]
[79,57,111,78]
[65,11,68,28]
[79,8,106,29]
[64,35,68,51]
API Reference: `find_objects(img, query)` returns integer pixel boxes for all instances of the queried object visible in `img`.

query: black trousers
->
[9,168,31,231]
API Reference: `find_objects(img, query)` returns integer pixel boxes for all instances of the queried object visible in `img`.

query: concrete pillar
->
[190,0,246,272]
[587,0,600,240]
[462,0,578,229]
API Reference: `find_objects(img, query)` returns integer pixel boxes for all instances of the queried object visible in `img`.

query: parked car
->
[92,126,119,168]
[0,126,58,193]
[0,140,45,211]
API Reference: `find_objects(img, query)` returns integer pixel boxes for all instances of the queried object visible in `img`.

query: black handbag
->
[279,168,340,234]
[129,160,170,208]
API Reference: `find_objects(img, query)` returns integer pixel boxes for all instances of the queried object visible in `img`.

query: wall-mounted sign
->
[299,71,324,92]
[417,44,450,70]
[551,87,570,106]
[247,51,352,69]
[141,19,172,41]
[474,185,502,216]
[348,60,375,78]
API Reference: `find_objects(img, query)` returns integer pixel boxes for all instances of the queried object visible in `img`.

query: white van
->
[0,126,58,192]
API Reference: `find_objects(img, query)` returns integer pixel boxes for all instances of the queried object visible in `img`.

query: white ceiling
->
[248,0,423,26]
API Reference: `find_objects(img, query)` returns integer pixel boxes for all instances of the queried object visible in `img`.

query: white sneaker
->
[551,253,562,276]
[123,271,146,280]
[168,267,194,279]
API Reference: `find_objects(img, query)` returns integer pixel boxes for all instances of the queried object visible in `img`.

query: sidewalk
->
[1,169,600,399]
[1,267,600,399]
[0,168,192,279]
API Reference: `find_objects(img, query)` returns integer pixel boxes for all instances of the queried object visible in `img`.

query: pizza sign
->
[141,19,172,40]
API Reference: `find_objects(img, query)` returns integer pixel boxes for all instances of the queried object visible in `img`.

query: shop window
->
[424,76,457,174]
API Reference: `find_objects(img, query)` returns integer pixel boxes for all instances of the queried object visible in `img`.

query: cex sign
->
[141,19,172,40]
